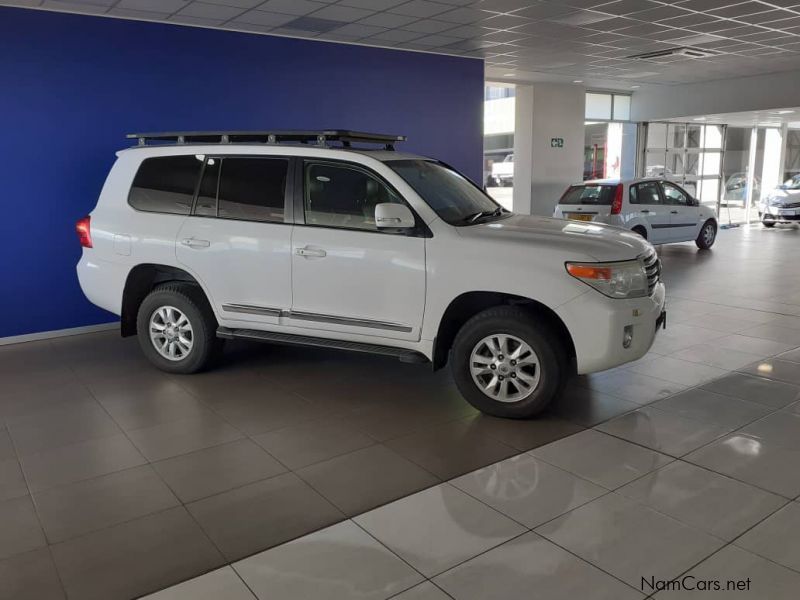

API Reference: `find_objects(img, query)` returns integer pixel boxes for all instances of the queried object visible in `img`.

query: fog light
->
[623,325,634,349]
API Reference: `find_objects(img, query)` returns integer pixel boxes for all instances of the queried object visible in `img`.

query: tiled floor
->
[2,225,800,599]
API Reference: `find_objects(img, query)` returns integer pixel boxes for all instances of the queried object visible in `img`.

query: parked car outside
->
[77,131,665,419]
[490,153,514,187]
[723,172,760,206]
[758,174,800,227]
[553,178,718,249]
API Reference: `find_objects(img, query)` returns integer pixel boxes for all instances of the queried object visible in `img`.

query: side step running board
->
[217,327,429,364]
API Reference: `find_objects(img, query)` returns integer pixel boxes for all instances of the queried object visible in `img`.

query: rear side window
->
[128,156,202,215]
[630,182,662,205]
[217,158,287,222]
[559,185,615,205]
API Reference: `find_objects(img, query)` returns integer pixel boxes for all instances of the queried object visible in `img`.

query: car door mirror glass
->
[375,203,415,230]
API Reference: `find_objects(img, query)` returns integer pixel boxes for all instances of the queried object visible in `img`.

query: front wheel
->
[450,306,566,419]
[696,219,717,249]
[136,283,218,374]
[762,218,775,228]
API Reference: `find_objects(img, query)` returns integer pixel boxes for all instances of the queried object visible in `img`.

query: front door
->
[176,156,293,325]
[661,181,701,242]
[289,160,426,342]
[630,181,672,243]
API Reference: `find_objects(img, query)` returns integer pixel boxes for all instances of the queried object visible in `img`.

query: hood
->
[767,188,800,204]
[457,214,652,262]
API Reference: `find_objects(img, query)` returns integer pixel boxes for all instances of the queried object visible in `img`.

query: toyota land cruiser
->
[77,130,666,418]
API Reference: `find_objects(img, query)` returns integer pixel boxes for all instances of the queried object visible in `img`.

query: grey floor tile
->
[297,445,438,516]
[187,472,343,561]
[650,388,772,430]
[596,406,732,457]
[7,400,121,457]
[740,358,800,385]
[680,313,760,334]
[685,434,800,498]
[386,419,518,480]
[455,413,584,451]
[739,324,800,346]
[0,381,95,422]
[33,465,179,543]
[207,391,326,437]
[712,334,796,358]
[451,454,607,528]
[670,343,764,370]
[700,372,800,409]
[0,548,65,600]
[0,495,46,560]
[50,506,223,600]
[391,582,451,600]
[777,346,800,362]
[234,520,423,600]
[0,458,27,502]
[252,417,375,470]
[536,493,723,588]
[581,371,686,405]
[355,484,524,578]
[126,411,243,461]
[96,380,211,431]
[141,566,256,600]
[740,411,800,447]
[549,384,640,427]
[20,433,146,493]
[617,461,786,541]
[153,439,286,503]
[0,430,14,462]
[627,356,728,387]
[530,429,673,489]
[653,545,800,599]
[736,501,800,572]
[434,531,643,600]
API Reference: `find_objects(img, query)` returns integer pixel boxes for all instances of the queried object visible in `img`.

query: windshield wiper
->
[465,206,508,224]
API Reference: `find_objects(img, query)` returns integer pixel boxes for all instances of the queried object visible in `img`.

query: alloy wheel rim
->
[149,305,193,361]
[469,334,541,403]
[704,223,715,245]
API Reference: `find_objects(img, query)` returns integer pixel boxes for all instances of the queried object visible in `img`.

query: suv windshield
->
[388,159,509,225]
[782,175,800,190]
[559,184,616,205]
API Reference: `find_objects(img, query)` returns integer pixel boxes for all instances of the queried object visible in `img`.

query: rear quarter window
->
[559,185,615,205]
[128,156,203,215]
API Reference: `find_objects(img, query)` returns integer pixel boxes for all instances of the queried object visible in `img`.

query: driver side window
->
[661,182,689,205]
[304,162,405,232]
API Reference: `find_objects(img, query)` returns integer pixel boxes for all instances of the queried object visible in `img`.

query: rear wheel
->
[136,283,218,374]
[632,226,647,239]
[762,218,775,228]
[450,306,565,419]
[696,219,717,249]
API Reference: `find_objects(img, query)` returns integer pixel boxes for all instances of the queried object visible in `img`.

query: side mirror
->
[375,203,415,230]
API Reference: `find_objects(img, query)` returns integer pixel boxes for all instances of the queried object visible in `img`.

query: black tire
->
[450,306,566,419]
[632,226,647,239]
[136,283,218,374]
[762,219,775,228]
[695,219,717,249]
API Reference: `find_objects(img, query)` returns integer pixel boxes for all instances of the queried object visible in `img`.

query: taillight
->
[610,184,623,215]
[76,216,92,248]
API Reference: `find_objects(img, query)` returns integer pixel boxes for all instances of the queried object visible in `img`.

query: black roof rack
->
[125,130,407,151]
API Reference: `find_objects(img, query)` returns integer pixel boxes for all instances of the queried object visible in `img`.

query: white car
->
[77,130,665,419]
[553,178,718,249]
[759,174,800,227]
[490,153,514,187]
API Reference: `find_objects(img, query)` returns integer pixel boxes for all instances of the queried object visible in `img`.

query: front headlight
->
[566,260,648,299]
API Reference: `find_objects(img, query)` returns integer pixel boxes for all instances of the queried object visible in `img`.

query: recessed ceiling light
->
[503,73,515,77]
[573,79,583,83]
[693,117,706,121]
[631,85,640,89]
[771,110,794,115]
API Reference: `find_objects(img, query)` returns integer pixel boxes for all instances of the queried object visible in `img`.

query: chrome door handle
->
[295,246,327,258]
[181,237,210,249]
[640,210,651,214]
[670,210,679,214]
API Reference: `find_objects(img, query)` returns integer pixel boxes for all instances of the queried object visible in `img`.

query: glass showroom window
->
[584,92,635,181]
[484,84,515,209]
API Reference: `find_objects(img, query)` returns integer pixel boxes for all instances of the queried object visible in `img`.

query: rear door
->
[176,155,293,326]
[629,181,672,243]
[555,184,614,222]
[660,181,701,242]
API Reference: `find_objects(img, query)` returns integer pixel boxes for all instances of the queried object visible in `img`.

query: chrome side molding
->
[221,304,412,333]
[222,304,284,318]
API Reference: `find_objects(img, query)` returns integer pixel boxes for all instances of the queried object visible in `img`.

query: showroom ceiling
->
[5,0,800,88]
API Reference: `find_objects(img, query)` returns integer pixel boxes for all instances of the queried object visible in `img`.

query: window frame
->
[189,154,295,225]
[630,180,664,206]
[296,158,431,238]
[127,155,206,216]
[659,180,692,206]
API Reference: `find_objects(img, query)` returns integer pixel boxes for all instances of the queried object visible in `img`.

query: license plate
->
[780,209,797,216]
[567,213,594,222]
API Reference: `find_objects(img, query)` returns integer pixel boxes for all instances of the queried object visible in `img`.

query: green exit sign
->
[551,138,564,148]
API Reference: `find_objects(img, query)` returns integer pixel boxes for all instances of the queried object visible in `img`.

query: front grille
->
[641,248,661,296]
[783,201,800,209]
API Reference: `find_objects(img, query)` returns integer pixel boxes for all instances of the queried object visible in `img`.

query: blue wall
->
[0,7,483,339]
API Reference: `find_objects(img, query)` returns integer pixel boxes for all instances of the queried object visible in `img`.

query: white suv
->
[553,178,718,249]
[77,131,666,418]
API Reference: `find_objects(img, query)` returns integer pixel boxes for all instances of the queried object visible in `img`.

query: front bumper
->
[556,282,666,374]
[761,208,800,222]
